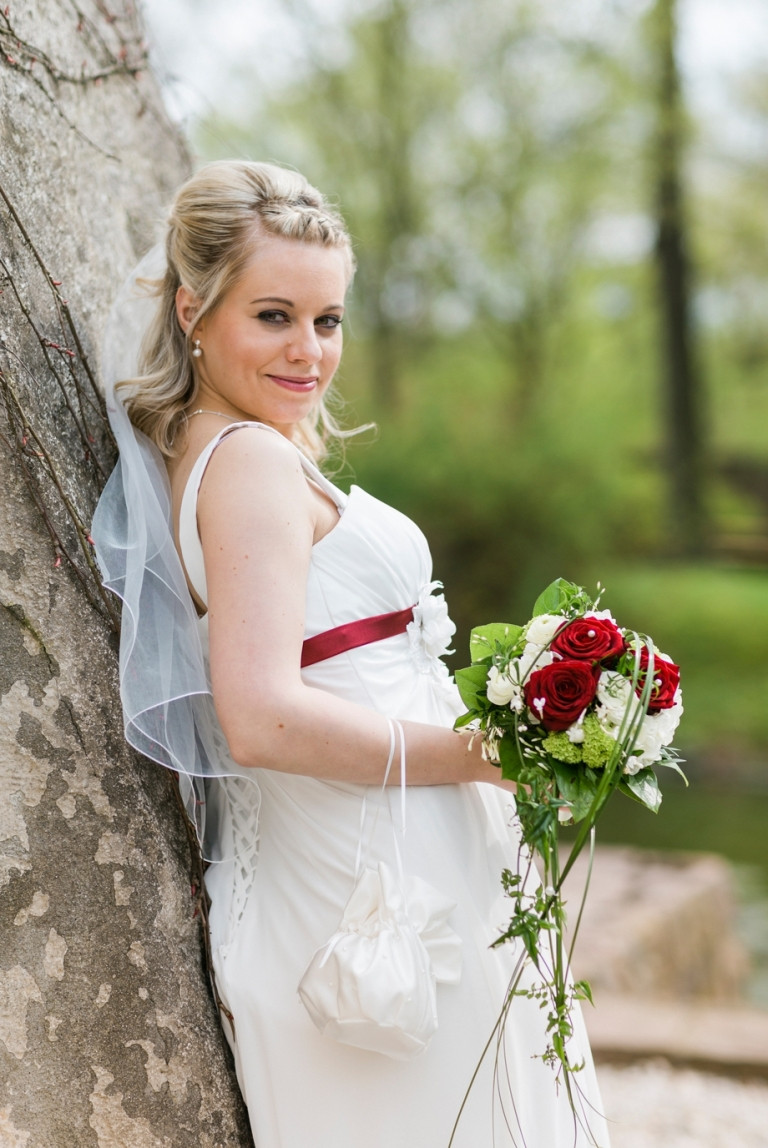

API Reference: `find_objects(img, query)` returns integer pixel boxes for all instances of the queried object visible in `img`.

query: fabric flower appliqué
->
[407,581,456,675]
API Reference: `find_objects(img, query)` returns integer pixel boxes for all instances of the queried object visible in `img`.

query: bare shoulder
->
[205,423,302,473]
[197,425,315,620]
[199,424,316,539]
[200,425,307,502]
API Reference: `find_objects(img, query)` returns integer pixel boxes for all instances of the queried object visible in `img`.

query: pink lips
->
[267,375,319,393]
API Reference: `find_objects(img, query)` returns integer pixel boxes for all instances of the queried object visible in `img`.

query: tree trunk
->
[651,0,709,556]
[0,4,252,1144]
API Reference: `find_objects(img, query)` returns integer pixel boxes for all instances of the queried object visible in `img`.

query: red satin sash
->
[301,606,415,668]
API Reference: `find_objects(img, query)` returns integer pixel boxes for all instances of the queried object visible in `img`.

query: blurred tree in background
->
[192,0,768,771]
[650,0,708,556]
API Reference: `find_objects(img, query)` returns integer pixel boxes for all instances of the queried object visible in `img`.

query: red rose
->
[550,616,625,663]
[635,648,680,712]
[524,660,599,732]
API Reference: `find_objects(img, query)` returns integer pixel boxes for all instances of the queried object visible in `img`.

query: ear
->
[175,285,203,336]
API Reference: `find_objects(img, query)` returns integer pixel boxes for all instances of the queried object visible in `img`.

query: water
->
[593,773,768,1006]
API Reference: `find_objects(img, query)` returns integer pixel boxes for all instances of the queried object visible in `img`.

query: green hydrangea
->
[542,714,616,769]
[581,714,616,769]
[541,731,583,764]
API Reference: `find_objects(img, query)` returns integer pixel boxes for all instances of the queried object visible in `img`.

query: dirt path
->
[598,1060,768,1148]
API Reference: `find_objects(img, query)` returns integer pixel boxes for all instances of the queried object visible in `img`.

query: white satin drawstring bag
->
[297,720,462,1060]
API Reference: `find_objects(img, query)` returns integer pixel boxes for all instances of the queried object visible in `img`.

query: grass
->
[340,315,768,767]
[586,562,768,760]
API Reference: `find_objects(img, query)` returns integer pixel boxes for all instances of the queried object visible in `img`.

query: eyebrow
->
[250,296,344,310]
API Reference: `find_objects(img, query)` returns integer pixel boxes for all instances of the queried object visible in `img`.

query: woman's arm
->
[198,428,504,788]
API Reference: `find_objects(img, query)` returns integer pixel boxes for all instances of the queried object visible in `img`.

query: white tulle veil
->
[91,245,255,858]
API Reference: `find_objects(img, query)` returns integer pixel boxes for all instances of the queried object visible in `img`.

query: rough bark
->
[0,4,252,1144]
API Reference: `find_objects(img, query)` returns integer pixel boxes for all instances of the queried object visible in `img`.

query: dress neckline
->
[177,420,349,607]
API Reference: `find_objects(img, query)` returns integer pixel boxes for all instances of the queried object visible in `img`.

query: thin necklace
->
[187,408,238,421]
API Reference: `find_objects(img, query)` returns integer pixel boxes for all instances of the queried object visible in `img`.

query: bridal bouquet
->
[451,578,683,1128]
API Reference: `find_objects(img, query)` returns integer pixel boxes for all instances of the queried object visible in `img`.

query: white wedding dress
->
[179,422,609,1148]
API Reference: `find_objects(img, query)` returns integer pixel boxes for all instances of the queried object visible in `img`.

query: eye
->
[257,310,289,325]
[315,314,343,331]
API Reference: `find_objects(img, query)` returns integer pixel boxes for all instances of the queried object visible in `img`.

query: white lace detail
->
[224,775,262,937]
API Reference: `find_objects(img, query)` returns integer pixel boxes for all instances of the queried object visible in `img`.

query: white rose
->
[626,715,666,772]
[622,753,646,775]
[595,670,641,729]
[487,666,516,706]
[585,608,619,625]
[643,697,683,750]
[656,695,684,740]
[621,695,683,773]
[517,644,555,682]
[487,664,526,712]
[524,614,566,648]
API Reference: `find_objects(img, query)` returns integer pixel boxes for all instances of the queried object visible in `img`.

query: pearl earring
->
[192,339,203,358]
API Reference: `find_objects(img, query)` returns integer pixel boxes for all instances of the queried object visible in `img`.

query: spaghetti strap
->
[178,420,346,606]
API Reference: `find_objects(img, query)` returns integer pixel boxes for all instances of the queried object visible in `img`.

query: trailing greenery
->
[447,577,683,1137]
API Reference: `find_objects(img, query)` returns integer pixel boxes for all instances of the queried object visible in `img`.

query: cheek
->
[326,336,343,372]
[217,326,274,367]
[205,320,241,358]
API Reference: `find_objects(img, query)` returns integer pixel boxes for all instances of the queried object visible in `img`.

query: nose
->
[286,322,322,363]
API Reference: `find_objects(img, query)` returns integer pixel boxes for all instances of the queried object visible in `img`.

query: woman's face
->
[178,233,349,436]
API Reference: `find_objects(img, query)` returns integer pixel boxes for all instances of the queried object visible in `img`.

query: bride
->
[93,159,609,1147]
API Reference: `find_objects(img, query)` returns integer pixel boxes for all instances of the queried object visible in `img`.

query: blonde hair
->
[120,161,357,460]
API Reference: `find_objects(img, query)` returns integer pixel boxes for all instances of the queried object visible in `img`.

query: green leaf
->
[658,757,689,785]
[518,799,558,851]
[454,664,490,711]
[532,577,595,619]
[532,579,568,617]
[469,622,522,662]
[498,733,524,781]
[573,979,594,1006]
[619,766,662,813]
[500,868,522,892]
[551,761,600,822]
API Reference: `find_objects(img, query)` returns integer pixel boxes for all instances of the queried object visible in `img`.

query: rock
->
[567,845,750,1001]
[586,994,768,1077]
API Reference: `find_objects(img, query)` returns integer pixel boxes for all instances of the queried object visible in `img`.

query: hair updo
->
[120,160,356,459]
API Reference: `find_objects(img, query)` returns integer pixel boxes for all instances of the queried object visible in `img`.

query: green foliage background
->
[193,0,768,779]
